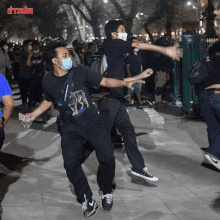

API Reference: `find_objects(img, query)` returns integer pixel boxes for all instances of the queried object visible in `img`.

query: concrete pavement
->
[0,84,220,220]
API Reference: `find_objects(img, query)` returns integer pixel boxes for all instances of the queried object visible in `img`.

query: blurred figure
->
[0,73,14,150]
[19,39,33,105]
[126,47,143,105]
[153,37,173,110]
[0,41,12,86]
[26,40,44,108]
[0,73,29,167]
[13,46,20,83]
[196,41,220,170]
[84,42,96,67]
[72,40,85,65]
[7,44,15,86]
[66,43,80,67]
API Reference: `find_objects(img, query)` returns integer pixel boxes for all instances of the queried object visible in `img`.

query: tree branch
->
[127,0,138,18]
[73,4,91,25]
[109,0,125,19]
[81,0,91,13]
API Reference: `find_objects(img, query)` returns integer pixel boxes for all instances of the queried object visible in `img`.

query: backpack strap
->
[62,68,74,111]
[57,68,75,123]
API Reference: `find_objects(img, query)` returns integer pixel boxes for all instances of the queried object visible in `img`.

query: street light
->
[186,1,199,22]
[187,2,192,6]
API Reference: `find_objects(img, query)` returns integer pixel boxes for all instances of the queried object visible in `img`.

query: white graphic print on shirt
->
[68,90,89,116]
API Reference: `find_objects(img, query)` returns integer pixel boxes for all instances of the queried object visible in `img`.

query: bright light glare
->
[187,2,192,6]
[103,0,108,3]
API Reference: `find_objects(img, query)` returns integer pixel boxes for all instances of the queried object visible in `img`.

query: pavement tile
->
[2,192,43,206]
[116,187,160,200]
[123,199,179,220]
[164,200,220,220]
[150,186,195,198]
[2,204,46,220]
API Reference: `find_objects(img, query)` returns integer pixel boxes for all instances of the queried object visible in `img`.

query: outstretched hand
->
[124,68,154,82]
[165,46,183,61]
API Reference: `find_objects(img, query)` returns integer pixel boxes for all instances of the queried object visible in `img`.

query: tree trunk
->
[63,4,86,41]
[90,14,101,39]
[165,15,172,41]
[144,23,155,43]
[124,17,134,36]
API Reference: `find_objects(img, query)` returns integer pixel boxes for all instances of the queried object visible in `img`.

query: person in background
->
[19,39,33,106]
[126,46,144,106]
[72,40,85,65]
[13,46,20,83]
[66,43,80,67]
[27,40,44,108]
[27,40,48,123]
[84,42,96,67]
[0,73,14,149]
[7,44,15,86]
[0,41,12,86]
[153,37,173,110]
[196,41,220,170]
[0,73,30,167]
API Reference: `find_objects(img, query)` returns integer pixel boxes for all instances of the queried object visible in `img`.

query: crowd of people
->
[1,18,220,219]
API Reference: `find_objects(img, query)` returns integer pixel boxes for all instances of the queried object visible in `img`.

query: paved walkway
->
[0,85,220,220]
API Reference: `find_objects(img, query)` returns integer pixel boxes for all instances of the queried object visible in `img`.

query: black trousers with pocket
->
[59,119,115,201]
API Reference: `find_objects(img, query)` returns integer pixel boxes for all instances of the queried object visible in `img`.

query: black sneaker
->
[99,190,113,212]
[82,196,98,218]
[131,167,158,181]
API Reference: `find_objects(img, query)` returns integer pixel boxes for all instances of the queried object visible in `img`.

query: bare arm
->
[100,77,136,89]
[26,100,53,121]
[2,95,14,127]
[124,68,154,82]
[126,64,132,78]
[132,40,183,61]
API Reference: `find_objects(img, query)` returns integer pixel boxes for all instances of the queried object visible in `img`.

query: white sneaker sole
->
[131,171,158,181]
[204,154,220,170]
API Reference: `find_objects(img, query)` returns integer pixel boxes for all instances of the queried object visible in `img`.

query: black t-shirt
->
[42,66,103,131]
[104,39,133,99]
[126,53,142,76]
[31,54,44,77]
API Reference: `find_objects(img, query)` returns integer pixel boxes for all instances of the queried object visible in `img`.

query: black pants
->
[81,98,146,170]
[19,78,30,104]
[60,119,115,201]
[97,98,145,170]
[199,90,220,159]
[28,77,43,106]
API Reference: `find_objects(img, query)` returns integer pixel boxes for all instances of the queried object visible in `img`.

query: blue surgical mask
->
[59,57,73,71]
